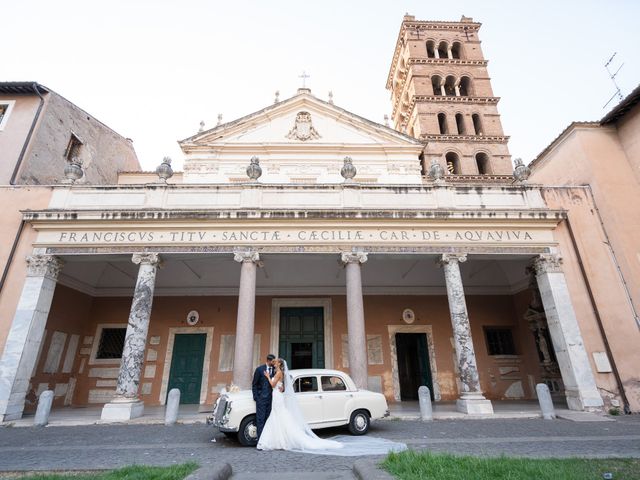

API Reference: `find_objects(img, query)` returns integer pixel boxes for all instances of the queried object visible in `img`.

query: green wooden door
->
[396,333,434,401]
[279,307,324,369]
[167,333,207,404]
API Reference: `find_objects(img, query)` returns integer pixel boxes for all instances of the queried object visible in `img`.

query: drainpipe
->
[0,220,25,297]
[10,83,45,185]
[564,210,632,414]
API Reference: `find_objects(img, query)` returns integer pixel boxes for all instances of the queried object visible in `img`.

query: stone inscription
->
[45,227,541,246]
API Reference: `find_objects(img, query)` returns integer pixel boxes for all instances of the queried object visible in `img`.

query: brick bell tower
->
[387,15,512,176]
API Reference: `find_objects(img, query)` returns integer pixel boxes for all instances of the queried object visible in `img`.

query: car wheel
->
[238,415,259,446]
[348,409,370,435]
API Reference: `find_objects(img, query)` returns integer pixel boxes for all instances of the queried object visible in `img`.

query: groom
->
[252,353,276,441]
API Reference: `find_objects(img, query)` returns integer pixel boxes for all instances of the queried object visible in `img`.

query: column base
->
[456,394,494,415]
[100,399,144,422]
[565,388,604,412]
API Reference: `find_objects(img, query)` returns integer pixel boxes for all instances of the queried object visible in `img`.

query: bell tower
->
[387,15,512,176]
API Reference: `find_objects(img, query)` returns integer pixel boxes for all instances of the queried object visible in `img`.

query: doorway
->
[279,307,324,369]
[167,333,206,404]
[395,332,434,401]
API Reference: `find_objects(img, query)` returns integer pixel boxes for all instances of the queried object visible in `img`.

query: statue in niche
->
[286,111,321,141]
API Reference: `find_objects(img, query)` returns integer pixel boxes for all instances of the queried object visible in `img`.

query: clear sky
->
[4,0,639,170]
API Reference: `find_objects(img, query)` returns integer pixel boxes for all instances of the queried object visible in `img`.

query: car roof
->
[288,369,349,377]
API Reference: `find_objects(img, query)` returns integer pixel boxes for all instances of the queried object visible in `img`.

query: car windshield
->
[293,376,318,392]
[321,375,347,391]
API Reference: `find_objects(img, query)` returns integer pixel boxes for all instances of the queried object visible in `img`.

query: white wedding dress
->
[256,362,407,456]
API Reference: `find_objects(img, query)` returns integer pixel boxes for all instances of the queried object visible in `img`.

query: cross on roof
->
[299,70,310,88]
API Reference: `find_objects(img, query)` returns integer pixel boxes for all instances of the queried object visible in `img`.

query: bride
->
[256,358,406,456]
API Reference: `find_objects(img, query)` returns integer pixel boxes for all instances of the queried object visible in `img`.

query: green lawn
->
[9,463,198,480]
[382,450,640,480]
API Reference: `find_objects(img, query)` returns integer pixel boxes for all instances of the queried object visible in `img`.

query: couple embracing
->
[251,354,342,452]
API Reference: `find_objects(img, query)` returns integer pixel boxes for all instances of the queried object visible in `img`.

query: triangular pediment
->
[179,92,422,150]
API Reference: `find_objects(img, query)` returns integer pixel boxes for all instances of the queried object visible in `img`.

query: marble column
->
[232,250,260,389]
[101,253,160,421]
[341,252,368,390]
[440,253,493,414]
[533,254,603,411]
[0,255,63,421]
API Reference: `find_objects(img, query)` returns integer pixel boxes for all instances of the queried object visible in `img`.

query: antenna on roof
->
[603,52,625,109]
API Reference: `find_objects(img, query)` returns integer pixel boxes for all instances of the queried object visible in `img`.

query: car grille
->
[214,397,228,425]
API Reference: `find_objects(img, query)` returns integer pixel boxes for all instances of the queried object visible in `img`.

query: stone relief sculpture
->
[286,111,321,141]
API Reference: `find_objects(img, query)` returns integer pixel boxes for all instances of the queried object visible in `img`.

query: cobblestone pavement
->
[0,416,638,477]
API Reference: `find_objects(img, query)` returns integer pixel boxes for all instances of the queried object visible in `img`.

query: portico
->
[0,186,604,421]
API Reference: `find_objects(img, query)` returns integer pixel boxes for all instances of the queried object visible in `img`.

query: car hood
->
[221,389,254,401]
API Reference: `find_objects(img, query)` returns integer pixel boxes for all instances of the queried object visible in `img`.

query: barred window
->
[96,328,126,359]
[0,105,7,124]
[484,327,516,356]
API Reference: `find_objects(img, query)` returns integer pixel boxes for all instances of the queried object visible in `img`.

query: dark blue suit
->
[252,364,273,440]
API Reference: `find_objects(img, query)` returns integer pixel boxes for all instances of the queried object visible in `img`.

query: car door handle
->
[347,394,353,398]
[315,395,322,398]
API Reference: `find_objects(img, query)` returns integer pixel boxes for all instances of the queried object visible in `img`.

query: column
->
[440,253,494,414]
[0,255,63,421]
[101,253,160,421]
[454,83,461,97]
[341,252,368,390]
[533,254,604,411]
[232,250,260,389]
[447,46,453,59]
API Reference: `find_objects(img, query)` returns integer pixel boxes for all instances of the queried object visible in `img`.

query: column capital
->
[439,253,467,266]
[132,253,161,266]
[233,250,260,264]
[532,254,563,275]
[26,255,64,279]
[340,252,368,265]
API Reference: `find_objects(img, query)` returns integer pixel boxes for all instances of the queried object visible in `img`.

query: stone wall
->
[15,91,140,185]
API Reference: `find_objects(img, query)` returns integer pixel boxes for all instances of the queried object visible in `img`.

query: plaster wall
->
[615,103,640,184]
[0,186,53,356]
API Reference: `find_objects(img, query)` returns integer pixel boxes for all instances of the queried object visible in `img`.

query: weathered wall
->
[0,94,41,184]
[25,285,94,411]
[15,91,140,185]
[47,291,542,408]
[616,103,640,184]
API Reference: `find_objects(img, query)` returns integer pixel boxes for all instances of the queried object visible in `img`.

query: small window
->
[96,328,127,359]
[65,133,83,162]
[472,114,483,135]
[294,376,318,393]
[321,376,347,391]
[437,113,448,134]
[475,152,490,174]
[484,328,516,355]
[0,100,16,131]
[455,113,466,134]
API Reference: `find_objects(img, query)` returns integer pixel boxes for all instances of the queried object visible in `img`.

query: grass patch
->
[381,450,640,480]
[10,462,198,480]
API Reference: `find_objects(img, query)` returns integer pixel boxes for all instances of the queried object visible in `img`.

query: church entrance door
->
[167,333,206,404]
[396,333,434,401]
[279,307,324,369]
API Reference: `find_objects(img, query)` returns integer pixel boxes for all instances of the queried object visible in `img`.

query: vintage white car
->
[208,369,390,446]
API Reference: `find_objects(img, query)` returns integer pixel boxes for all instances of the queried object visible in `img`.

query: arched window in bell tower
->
[437,113,448,134]
[445,152,461,174]
[475,153,491,174]
[472,114,483,135]
[437,41,449,59]
[444,76,456,96]
[455,113,466,134]
[451,42,463,59]
[459,76,472,96]
[432,75,443,96]
[426,41,436,58]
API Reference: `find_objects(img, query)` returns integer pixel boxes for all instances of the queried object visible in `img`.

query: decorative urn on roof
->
[428,158,445,183]
[246,156,263,181]
[512,158,531,183]
[63,160,84,183]
[340,156,357,182]
[156,156,174,183]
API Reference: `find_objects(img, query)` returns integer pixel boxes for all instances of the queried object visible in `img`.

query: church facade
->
[1,15,636,423]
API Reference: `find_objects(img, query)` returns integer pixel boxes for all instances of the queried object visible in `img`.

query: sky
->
[3,0,640,171]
